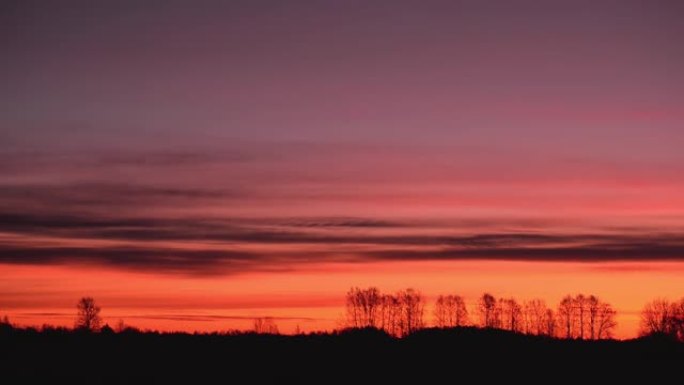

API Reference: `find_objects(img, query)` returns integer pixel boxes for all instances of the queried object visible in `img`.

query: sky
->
[1,0,683,338]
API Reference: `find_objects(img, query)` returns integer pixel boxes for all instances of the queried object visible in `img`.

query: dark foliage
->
[1,324,682,384]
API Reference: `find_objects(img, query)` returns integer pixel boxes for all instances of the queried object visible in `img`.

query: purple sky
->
[1,0,683,275]
[3,1,682,147]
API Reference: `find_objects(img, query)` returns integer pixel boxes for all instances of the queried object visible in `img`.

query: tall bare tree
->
[543,308,556,337]
[433,294,468,328]
[585,295,617,340]
[478,293,499,328]
[574,294,587,339]
[587,295,600,339]
[594,302,617,339]
[345,287,382,328]
[557,295,574,338]
[75,297,102,332]
[523,299,550,335]
[640,298,684,339]
[672,299,684,340]
[397,288,424,336]
[640,299,674,335]
[499,297,523,332]
[556,294,616,339]
[379,293,401,336]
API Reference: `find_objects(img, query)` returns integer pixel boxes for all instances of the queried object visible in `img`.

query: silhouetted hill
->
[1,325,682,384]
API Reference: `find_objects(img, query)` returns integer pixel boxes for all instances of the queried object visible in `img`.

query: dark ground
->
[1,325,682,384]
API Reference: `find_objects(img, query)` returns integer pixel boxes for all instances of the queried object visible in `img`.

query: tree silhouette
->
[0,315,11,333]
[379,293,401,336]
[115,319,126,333]
[345,287,424,336]
[523,299,552,335]
[640,298,684,339]
[543,308,556,337]
[555,294,616,339]
[253,317,279,334]
[75,297,102,332]
[594,301,617,339]
[587,295,600,339]
[341,287,618,339]
[433,294,468,328]
[499,297,523,332]
[557,295,574,338]
[478,293,499,328]
[583,295,617,340]
[396,288,424,336]
[574,294,587,339]
[345,287,382,328]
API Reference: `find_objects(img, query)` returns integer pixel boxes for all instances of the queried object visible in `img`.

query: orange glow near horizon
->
[3,0,684,353]
[3,261,684,339]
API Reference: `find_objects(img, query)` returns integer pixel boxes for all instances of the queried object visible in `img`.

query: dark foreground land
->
[2,325,683,384]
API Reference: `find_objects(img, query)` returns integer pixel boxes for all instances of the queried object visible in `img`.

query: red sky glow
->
[1,0,683,339]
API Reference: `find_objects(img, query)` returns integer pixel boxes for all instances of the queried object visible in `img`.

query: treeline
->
[641,298,684,340]
[345,287,617,339]
[3,292,684,341]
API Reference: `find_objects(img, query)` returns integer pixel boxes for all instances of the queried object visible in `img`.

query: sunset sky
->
[1,0,683,338]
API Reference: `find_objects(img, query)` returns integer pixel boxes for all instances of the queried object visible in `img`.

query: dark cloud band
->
[1,209,683,275]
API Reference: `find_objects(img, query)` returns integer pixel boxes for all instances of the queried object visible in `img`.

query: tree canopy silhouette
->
[434,294,468,328]
[640,298,684,340]
[75,297,102,332]
[346,287,424,336]
[346,287,616,339]
[253,317,280,334]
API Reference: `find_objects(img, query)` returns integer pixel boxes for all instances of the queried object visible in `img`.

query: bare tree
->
[543,308,556,337]
[75,297,102,332]
[499,297,523,332]
[345,287,382,328]
[478,293,499,328]
[587,295,600,340]
[557,295,574,338]
[672,299,684,340]
[584,295,617,340]
[453,296,468,327]
[555,294,616,340]
[397,288,424,336]
[433,294,468,328]
[433,295,451,328]
[595,302,617,339]
[640,299,674,335]
[253,317,279,334]
[523,299,551,335]
[574,294,587,339]
[640,298,684,339]
[379,293,401,336]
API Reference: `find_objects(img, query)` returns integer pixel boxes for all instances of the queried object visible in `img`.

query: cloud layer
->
[0,142,682,276]
[2,206,684,275]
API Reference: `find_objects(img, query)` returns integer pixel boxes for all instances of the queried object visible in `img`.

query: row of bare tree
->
[346,287,618,339]
[8,294,684,340]
[345,287,425,337]
[640,298,684,339]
